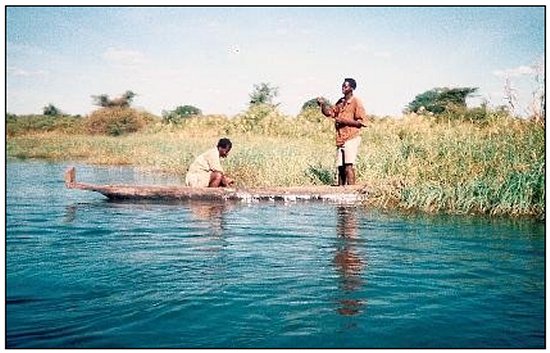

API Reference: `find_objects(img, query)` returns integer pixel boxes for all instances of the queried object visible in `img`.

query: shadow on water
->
[63,199,232,224]
[8,161,545,348]
[333,205,365,317]
[186,201,230,237]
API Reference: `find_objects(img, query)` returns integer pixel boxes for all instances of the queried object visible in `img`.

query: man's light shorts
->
[336,135,361,167]
[185,171,211,187]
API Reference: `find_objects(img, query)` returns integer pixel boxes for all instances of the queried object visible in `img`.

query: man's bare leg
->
[345,164,356,185]
[209,171,223,187]
[209,172,233,187]
[338,166,347,186]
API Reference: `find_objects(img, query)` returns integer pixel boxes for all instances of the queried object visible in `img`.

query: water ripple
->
[6,161,545,348]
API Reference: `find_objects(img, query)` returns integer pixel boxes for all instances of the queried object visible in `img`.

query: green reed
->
[6,110,544,219]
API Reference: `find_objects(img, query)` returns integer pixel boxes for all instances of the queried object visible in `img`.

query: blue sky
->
[6,6,545,117]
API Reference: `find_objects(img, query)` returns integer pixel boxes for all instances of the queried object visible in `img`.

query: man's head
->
[342,78,357,95]
[217,138,232,158]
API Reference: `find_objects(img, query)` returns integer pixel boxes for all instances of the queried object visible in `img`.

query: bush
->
[231,103,284,133]
[162,105,202,124]
[6,114,84,136]
[297,106,328,123]
[307,164,334,185]
[84,108,155,136]
[433,104,512,124]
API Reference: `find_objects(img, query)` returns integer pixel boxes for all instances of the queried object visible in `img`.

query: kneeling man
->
[185,138,234,188]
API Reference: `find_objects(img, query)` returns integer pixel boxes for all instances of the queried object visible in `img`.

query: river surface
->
[6,160,545,348]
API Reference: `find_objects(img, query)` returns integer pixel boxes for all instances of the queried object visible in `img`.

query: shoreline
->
[7,114,545,220]
[7,156,545,221]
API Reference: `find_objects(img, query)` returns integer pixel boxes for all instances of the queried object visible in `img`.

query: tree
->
[120,90,137,106]
[174,105,202,117]
[92,94,110,108]
[301,98,320,112]
[43,103,62,116]
[92,90,137,108]
[162,105,202,124]
[301,97,332,112]
[249,82,279,106]
[405,87,478,114]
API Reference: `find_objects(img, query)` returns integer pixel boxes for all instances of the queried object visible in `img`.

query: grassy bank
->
[7,110,545,219]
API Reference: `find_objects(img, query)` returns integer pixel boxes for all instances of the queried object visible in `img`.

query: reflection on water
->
[334,206,365,316]
[63,205,78,223]
[187,201,228,237]
[7,161,545,348]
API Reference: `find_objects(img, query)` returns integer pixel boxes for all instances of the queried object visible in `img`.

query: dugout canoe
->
[64,166,368,203]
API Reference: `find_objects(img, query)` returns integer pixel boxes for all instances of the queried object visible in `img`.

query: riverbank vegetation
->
[7,102,544,220]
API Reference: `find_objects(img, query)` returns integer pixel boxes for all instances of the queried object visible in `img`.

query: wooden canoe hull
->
[64,167,366,203]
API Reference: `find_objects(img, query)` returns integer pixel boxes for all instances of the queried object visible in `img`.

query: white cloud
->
[102,47,148,67]
[493,65,535,78]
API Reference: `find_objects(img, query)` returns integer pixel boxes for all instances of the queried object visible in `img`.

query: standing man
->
[185,138,234,188]
[317,78,367,186]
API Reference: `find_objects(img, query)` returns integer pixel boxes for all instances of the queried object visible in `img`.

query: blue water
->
[6,160,545,348]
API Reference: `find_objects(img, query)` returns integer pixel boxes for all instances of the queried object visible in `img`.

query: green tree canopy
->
[43,103,62,116]
[92,94,109,107]
[173,105,202,117]
[301,97,332,112]
[301,98,319,112]
[162,104,202,124]
[92,90,137,108]
[406,87,478,114]
[249,82,279,106]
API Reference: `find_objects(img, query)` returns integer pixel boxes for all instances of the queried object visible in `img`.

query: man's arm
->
[335,116,364,128]
[317,97,335,117]
[206,149,224,173]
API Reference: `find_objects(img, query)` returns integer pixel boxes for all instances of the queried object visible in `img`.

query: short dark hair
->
[217,138,232,149]
[344,78,357,90]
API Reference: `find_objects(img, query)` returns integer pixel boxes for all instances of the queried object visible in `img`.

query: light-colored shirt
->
[187,147,224,175]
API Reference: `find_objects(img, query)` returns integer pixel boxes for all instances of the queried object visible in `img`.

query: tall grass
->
[360,115,544,218]
[6,108,545,219]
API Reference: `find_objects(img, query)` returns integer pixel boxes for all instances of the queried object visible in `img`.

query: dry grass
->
[6,109,545,219]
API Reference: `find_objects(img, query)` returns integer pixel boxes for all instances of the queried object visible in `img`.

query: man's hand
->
[316,97,325,106]
[318,97,335,118]
[225,176,234,186]
[335,117,364,128]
